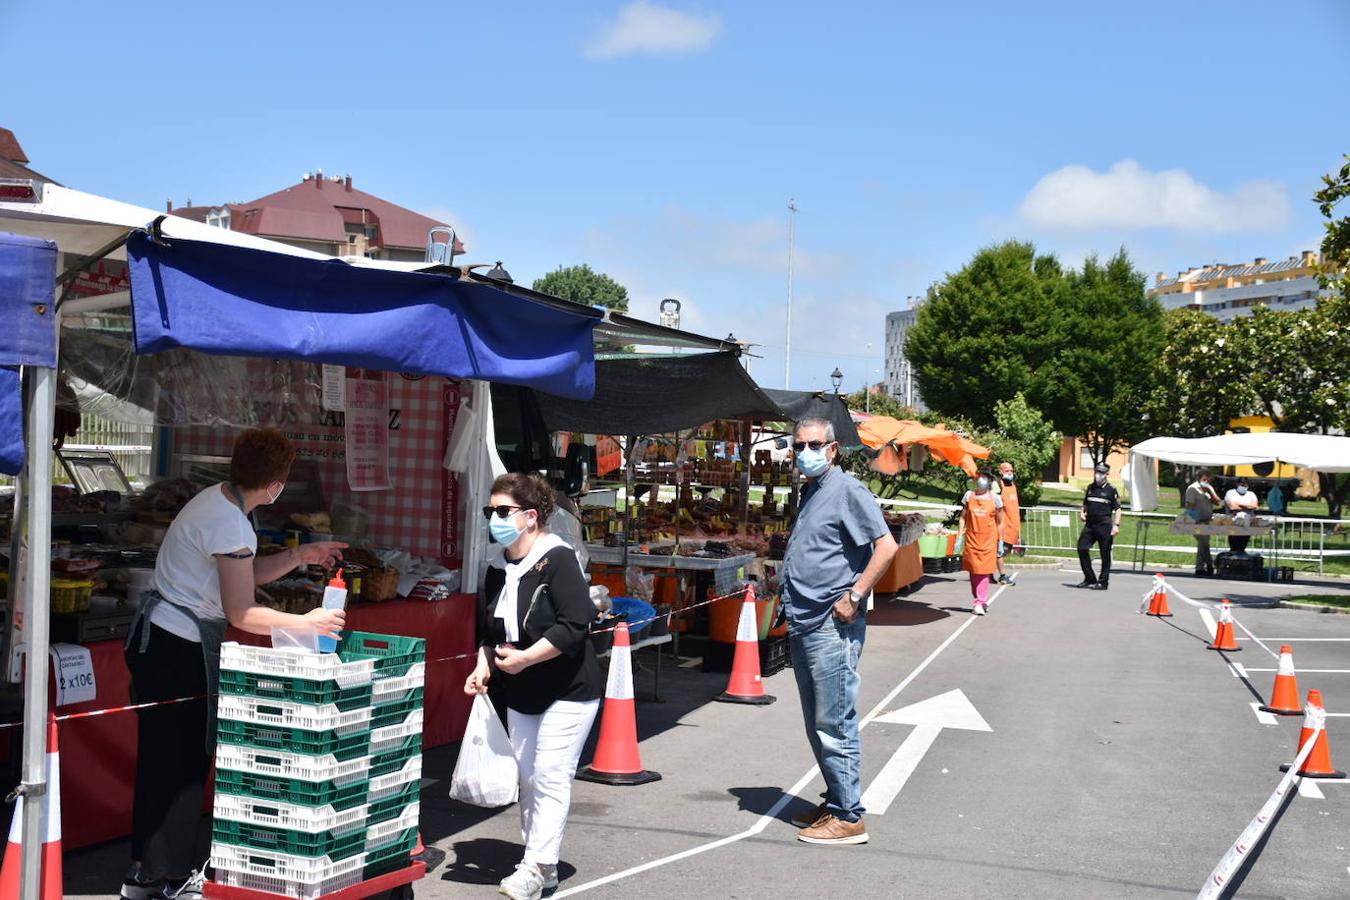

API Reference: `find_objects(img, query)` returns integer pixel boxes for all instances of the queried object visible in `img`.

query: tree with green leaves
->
[906,241,1164,465]
[989,392,1060,506]
[532,264,630,312]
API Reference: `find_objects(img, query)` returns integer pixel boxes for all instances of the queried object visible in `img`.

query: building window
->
[206,209,231,230]
[1080,448,1096,470]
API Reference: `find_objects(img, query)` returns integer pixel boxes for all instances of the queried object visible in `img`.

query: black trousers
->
[1077,521,1114,584]
[1228,534,1251,554]
[125,622,210,880]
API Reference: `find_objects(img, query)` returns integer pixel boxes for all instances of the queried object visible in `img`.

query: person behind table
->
[466,472,602,900]
[122,428,347,900]
[1076,462,1121,591]
[960,470,1004,615]
[1184,468,1222,576]
[1224,476,1260,554]
[993,461,1020,586]
[780,417,897,845]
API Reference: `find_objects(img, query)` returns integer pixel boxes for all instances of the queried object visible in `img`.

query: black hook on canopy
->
[149,215,171,247]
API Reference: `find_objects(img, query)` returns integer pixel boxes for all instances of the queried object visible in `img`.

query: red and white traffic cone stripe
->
[576,622,661,786]
[714,584,776,706]
[0,716,63,900]
[1259,645,1302,716]
[1207,599,1241,652]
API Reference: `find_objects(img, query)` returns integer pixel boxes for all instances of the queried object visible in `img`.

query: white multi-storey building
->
[1149,251,1327,322]
[884,304,925,411]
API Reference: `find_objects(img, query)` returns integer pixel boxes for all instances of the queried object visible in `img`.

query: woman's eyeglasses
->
[792,440,833,452]
[481,504,523,520]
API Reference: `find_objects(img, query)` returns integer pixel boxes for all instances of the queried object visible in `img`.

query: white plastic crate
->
[370,665,425,703]
[365,803,420,848]
[215,744,371,782]
[211,841,366,884]
[368,755,423,795]
[216,694,373,733]
[213,793,370,834]
[368,712,424,756]
[220,642,377,686]
[211,866,364,900]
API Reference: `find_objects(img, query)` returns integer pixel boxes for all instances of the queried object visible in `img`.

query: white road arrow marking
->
[862,689,992,816]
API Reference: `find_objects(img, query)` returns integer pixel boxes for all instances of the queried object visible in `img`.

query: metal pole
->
[19,365,56,900]
[784,199,796,390]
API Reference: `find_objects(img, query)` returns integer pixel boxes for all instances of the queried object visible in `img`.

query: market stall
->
[0,184,613,861]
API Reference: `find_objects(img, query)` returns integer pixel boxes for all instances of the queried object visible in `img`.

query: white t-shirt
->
[1224,488,1258,512]
[150,484,257,642]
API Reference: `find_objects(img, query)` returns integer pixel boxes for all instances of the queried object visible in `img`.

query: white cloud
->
[1020,160,1290,233]
[585,2,723,60]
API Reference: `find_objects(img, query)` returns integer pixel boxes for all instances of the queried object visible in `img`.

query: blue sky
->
[4,1,1348,392]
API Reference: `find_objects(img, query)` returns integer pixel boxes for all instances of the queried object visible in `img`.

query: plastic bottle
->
[317,569,348,654]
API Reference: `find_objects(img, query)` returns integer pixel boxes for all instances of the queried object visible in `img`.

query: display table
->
[45,594,476,850]
[874,541,923,594]
[585,546,757,573]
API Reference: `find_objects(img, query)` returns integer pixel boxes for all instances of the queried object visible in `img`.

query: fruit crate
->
[339,632,426,678]
[364,806,419,849]
[213,817,367,860]
[368,756,422,796]
[216,720,372,762]
[362,827,419,879]
[370,668,425,705]
[210,865,365,900]
[368,736,422,778]
[220,643,376,686]
[365,782,419,826]
[213,793,370,835]
[369,692,423,731]
[215,744,373,783]
[219,669,373,709]
[216,695,373,734]
[214,768,370,810]
[211,841,367,886]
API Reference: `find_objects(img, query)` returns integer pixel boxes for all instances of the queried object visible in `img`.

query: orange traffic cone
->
[0,716,62,900]
[1280,689,1346,779]
[576,622,661,786]
[1206,599,1241,652]
[1146,576,1172,618]
[714,584,776,706]
[1259,646,1302,716]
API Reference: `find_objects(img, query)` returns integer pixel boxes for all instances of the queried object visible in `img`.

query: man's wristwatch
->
[848,590,864,604]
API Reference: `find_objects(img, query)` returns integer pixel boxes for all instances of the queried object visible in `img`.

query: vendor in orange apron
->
[994,461,1021,586]
[958,473,1004,615]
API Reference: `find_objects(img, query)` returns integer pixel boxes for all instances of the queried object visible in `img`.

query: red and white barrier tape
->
[1195,704,1326,900]
[0,586,756,730]
[1141,578,1281,661]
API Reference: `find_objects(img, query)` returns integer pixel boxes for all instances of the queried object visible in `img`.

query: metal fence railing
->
[876,498,1348,576]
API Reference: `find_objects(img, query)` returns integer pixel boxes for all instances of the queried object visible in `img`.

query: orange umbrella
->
[856,417,989,477]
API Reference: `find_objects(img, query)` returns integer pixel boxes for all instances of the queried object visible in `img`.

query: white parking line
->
[1297,777,1325,800]
[1199,608,1218,641]
[552,585,1010,897]
[1243,668,1350,674]
[1229,662,1248,678]
[1236,638,1350,642]
[1250,703,1279,726]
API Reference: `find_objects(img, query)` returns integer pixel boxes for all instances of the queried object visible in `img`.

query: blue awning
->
[126,231,597,400]
[0,232,58,474]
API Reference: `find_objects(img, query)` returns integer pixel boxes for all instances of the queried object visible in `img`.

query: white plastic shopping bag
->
[449,693,519,807]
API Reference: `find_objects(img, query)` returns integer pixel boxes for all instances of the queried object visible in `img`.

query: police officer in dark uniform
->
[1076,462,1121,590]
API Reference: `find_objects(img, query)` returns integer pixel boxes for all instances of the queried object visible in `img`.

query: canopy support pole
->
[17,364,56,900]
[54,229,132,294]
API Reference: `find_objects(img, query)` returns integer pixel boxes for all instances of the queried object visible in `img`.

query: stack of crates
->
[210,631,426,899]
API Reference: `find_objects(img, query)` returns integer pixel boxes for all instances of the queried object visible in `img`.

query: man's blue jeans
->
[789,615,866,823]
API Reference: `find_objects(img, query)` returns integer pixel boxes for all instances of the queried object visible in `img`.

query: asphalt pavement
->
[63,566,1350,899]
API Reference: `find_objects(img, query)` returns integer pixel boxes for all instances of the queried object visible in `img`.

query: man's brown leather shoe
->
[789,801,830,829]
[797,815,868,845]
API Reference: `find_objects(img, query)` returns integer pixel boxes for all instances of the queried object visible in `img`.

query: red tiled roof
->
[166,205,215,223]
[230,176,458,251]
[0,128,29,164]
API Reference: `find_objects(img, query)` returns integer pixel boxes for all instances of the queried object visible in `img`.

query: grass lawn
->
[1280,594,1350,609]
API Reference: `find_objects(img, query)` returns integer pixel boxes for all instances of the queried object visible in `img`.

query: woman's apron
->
[962,493,1000,576]
[125,591,227,751]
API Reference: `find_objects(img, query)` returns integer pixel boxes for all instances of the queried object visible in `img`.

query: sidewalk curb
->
[1276,600,1350,615]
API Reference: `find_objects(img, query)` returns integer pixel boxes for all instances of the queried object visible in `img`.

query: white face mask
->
[1094,473,1107,484]
[264,482,285,505]
[1236,486,1248,496]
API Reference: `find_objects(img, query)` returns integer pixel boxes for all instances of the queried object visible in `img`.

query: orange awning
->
[856,417,989,476]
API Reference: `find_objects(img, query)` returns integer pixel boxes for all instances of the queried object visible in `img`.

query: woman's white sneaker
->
[499,863,545,900]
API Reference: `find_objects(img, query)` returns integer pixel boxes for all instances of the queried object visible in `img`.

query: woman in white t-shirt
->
[121,428,346,900]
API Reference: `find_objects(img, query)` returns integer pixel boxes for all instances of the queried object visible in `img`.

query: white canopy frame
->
[1128,432,1350,511]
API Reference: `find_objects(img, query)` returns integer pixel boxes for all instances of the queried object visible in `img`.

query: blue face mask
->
[795,447,830,477]
[489,511,524,546]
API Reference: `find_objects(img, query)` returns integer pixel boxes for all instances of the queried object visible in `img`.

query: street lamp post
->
[830,367,843,394]
[785,199,797,390]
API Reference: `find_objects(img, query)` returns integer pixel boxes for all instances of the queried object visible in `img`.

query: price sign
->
[50,643,97,706]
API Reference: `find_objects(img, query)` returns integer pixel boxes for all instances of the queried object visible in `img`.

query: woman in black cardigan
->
[466,472,601,900]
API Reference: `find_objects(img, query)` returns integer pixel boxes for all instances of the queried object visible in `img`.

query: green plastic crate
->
[213,818,367,860]
[214,768,369,810]
[339,632,426,678]
[362,828,419,879]
[370,691,423,730]
[216,720,372,762]
[368,737,422,778]
[219,669,373,709]
[366,782,419,826]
